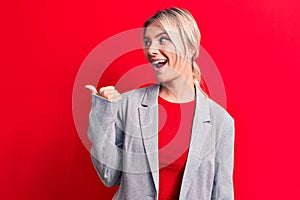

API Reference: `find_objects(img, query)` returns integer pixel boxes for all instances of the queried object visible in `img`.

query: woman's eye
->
[144,40,151,47]
[159,37,169,44]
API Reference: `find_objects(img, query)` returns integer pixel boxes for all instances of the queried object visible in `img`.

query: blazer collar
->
[140,84,160,107]
[139,84,212,197]
[140,84,211,123]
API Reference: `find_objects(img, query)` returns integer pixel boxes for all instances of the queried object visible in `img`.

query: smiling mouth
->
[152,59,167,69]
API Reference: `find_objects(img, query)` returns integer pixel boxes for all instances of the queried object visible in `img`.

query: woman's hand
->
[85,85,122,102]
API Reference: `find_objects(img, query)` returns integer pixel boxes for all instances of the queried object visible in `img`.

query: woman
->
[86,7,234,200]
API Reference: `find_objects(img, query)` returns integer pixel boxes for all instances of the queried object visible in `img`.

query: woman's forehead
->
[144,22,178,38]
[144,23,165,36]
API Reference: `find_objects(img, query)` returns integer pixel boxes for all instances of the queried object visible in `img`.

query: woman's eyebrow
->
[155,32,168,38]
[144,31,168,40]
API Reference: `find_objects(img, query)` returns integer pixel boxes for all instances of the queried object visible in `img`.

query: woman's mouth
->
[152,59,167,69]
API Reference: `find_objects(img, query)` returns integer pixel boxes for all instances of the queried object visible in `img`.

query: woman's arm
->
[87,86,124,187]
[211,114,235,200]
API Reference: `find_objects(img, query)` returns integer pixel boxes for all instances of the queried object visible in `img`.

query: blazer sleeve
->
[88,94,124,187]
[211,114,235,200]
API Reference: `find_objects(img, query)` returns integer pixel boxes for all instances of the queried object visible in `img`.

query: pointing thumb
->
[85,85,98,95]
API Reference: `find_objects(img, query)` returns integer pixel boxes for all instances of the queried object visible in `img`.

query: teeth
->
[152,60,167,65]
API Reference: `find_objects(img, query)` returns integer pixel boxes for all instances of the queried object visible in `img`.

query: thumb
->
[85,85,98,95]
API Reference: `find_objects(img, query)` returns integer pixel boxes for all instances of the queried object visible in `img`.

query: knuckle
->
[107,94,113,99]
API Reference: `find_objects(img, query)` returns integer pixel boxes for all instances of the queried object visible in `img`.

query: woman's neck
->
[159,76,195,103]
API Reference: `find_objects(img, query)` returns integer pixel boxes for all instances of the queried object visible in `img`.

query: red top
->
[158,95,195,200]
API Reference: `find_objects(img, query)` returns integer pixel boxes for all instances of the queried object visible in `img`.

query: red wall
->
[1,0,300,199]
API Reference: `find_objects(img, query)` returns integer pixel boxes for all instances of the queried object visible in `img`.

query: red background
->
[2,0,300,199]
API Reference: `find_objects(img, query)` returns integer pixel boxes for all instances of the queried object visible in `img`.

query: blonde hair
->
[143,7,205,93]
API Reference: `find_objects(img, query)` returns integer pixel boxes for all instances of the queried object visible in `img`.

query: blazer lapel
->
[179,87,212,200]
[138,84,213,198]
[138,84,160,193]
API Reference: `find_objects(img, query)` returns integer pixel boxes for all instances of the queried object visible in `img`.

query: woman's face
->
[143,22,193,84]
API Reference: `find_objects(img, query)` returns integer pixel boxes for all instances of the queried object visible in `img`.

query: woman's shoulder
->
[121,84,158,98]
[120,84,158,103]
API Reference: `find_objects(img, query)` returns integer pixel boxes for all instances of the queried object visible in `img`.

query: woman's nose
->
[148,44,159,55]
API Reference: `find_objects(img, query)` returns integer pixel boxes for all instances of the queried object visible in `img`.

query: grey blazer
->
[88,84,234,200]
